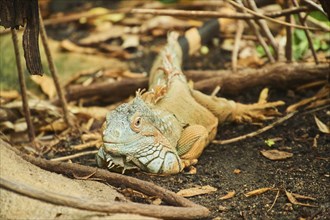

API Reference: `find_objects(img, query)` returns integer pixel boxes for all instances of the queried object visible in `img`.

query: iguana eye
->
[131,116,141,132]
[134,117,141,127]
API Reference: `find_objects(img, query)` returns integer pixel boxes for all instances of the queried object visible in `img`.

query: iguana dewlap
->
[96,19,284,174]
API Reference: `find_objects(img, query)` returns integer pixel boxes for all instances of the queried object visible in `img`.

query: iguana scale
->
[96,19,284,174]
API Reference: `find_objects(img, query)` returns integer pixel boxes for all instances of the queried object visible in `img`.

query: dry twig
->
[11,29,36,147]
[212,112,296,145]
[50,150,98,162]
[39,7,74,128]
[293,0,319,64]
[246,0,279,60]
[131,7,319,31]
[268,189,280,212]
[237,0,275,63]
[71,140,102,151]
[284,0,293,62]
[232,20,244,71]
[226,0,324,31]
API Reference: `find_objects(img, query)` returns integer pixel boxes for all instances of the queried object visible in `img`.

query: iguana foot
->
[233,88,285,123]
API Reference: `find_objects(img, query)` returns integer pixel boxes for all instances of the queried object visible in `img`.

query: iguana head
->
[98,95,183,174]
[102,96,156,156]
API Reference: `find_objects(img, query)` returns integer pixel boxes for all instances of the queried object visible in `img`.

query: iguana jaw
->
[103,135,154,156]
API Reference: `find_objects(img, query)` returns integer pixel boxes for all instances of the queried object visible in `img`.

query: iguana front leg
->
[177,125,209,163]
[191,89,285,124]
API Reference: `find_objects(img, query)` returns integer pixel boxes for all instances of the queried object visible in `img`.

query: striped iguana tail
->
[149,19,222,89]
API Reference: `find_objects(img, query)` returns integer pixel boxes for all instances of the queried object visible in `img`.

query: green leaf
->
[312,38,321,51]
[309,11,329,22]
[256,45,266,57]
[320,40,329,50]
[256,45,275,58]
[265,139,275,147]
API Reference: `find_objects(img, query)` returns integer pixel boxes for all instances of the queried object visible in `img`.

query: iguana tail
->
[149,19,222,89]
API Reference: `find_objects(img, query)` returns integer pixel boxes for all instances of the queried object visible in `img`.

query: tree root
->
[1,140,209,219]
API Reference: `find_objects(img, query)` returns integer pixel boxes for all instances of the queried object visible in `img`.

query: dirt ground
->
[1,2,329,219]
[130,88,330,219]
[73,84,329,219]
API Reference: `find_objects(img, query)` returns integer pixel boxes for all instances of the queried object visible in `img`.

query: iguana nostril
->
[113,129,121,138]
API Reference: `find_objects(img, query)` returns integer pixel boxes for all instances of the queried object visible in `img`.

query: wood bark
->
[65,63,329,103]
[193,63,329,95]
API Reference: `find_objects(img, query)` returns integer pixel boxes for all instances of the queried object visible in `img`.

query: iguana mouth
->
[103,136,146,146]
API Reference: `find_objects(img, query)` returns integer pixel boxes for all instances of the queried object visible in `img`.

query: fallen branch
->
[131,6,322,31]
[0,177,208,219]
[193,63,330,95]
[1,141,209,219]
[65,63,329,103]
[66,78,148,103]
[212,112,296,145]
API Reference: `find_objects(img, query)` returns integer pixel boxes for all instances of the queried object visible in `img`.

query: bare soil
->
[74,84,329,219]
[130,88,330,219]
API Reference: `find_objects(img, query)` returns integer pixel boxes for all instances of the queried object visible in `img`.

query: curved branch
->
[0,177,208,219]
[1,141,209,219]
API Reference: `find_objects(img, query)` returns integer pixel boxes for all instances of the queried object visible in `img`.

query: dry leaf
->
[260,149,293,160]
[314,115,330,134]
[152,198,162,205]
[286,86,329,112]
[31,75,56,99]
[291,193,316,201]
[40,119,68,132]
[285,191,317,207]
[69,106,109,120]
[140,16,190,33]
[61,40,99,54]
[245,187,272,197]
[237,55,264,68]
[79,26,125,45]
[121,35,139,49]
[81,133,102,142]
[0,121,15,131]
[177,185,217,197]
[219,191,235,200]
[233,169,241,174]
[0,90,19,99]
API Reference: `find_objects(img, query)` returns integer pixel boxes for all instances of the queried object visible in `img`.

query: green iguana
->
[96,19,284,174]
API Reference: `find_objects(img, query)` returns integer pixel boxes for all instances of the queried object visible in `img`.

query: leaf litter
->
[177,185,217,197]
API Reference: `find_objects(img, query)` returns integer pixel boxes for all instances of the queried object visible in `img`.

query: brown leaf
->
[233,169,241,174]
[31,75,56,99]
[40,119,68,132]
[314,115,330,134]
[291,193,316,201]
[244,187,272,197]
[260,149,293,160]
[60,40,99,54]
[177,185,217,197]
[219,191,235,200]
[79,26,125,45]
[0,90,20,99]
[121,35,139,49]
[69,106,109,120]
[285,191,317,207]
[140,16,191,33]
[152,198,162,205]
